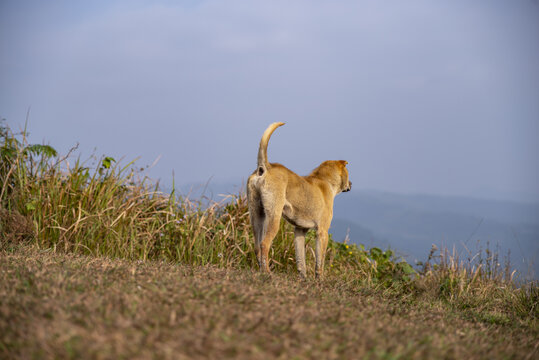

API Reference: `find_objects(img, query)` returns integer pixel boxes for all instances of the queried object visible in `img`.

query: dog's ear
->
[339,160,348,166]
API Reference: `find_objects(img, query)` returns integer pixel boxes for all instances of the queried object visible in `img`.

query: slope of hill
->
[1,245,537,360]
[2,123,537,359]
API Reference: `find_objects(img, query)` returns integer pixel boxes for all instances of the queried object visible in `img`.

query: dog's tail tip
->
[257,122,285,171]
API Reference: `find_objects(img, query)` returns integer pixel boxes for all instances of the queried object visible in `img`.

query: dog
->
[247,122,352,278]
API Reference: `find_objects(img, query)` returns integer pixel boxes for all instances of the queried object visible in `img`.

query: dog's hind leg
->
[259,214,282,272]
[258,193,285,273]
[247,185,264,267]
[294,227,308,278]
[250,212,264,267]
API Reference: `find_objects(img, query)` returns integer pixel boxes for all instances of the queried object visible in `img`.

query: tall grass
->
[1,122,249,265]
[0,121,410,282]
[0,120,537,321]
[413,244,538,321]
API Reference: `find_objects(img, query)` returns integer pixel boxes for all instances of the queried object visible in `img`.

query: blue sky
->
[1,0,538,202]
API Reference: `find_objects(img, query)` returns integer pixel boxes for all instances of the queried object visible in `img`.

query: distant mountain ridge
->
[332,190,538,278]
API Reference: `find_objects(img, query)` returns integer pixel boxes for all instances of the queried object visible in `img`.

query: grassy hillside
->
[0,121,413,282]
[1,121,538,359]
[1,244,537,360]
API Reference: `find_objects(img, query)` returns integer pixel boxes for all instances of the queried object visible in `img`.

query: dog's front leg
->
[315,228,329,279]
[294,227,308,278]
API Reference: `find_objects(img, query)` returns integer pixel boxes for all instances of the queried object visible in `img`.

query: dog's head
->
[337,160,352,193]
[310,160,352,194]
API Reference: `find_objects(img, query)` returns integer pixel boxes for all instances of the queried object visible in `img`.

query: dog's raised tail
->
[257,122,285,175]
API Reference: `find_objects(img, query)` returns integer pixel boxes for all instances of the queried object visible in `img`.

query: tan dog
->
[247,122,352,278]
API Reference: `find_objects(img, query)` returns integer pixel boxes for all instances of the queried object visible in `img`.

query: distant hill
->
[332,190,539,278]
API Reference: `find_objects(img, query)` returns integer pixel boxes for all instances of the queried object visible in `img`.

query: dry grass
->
[2,121,538,359]
[0,120,413,284]
[1,244,538,360]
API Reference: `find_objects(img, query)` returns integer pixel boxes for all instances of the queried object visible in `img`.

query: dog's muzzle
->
[343,181,352,192]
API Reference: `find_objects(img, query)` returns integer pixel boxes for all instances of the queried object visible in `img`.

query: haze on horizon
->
[1,0,538,203]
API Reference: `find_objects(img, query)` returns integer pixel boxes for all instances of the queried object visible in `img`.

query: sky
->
[1,0,538,202]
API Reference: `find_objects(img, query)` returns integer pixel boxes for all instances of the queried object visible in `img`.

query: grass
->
[0,120,413,282]
[1,120,538,359]
[1,244,537,360]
